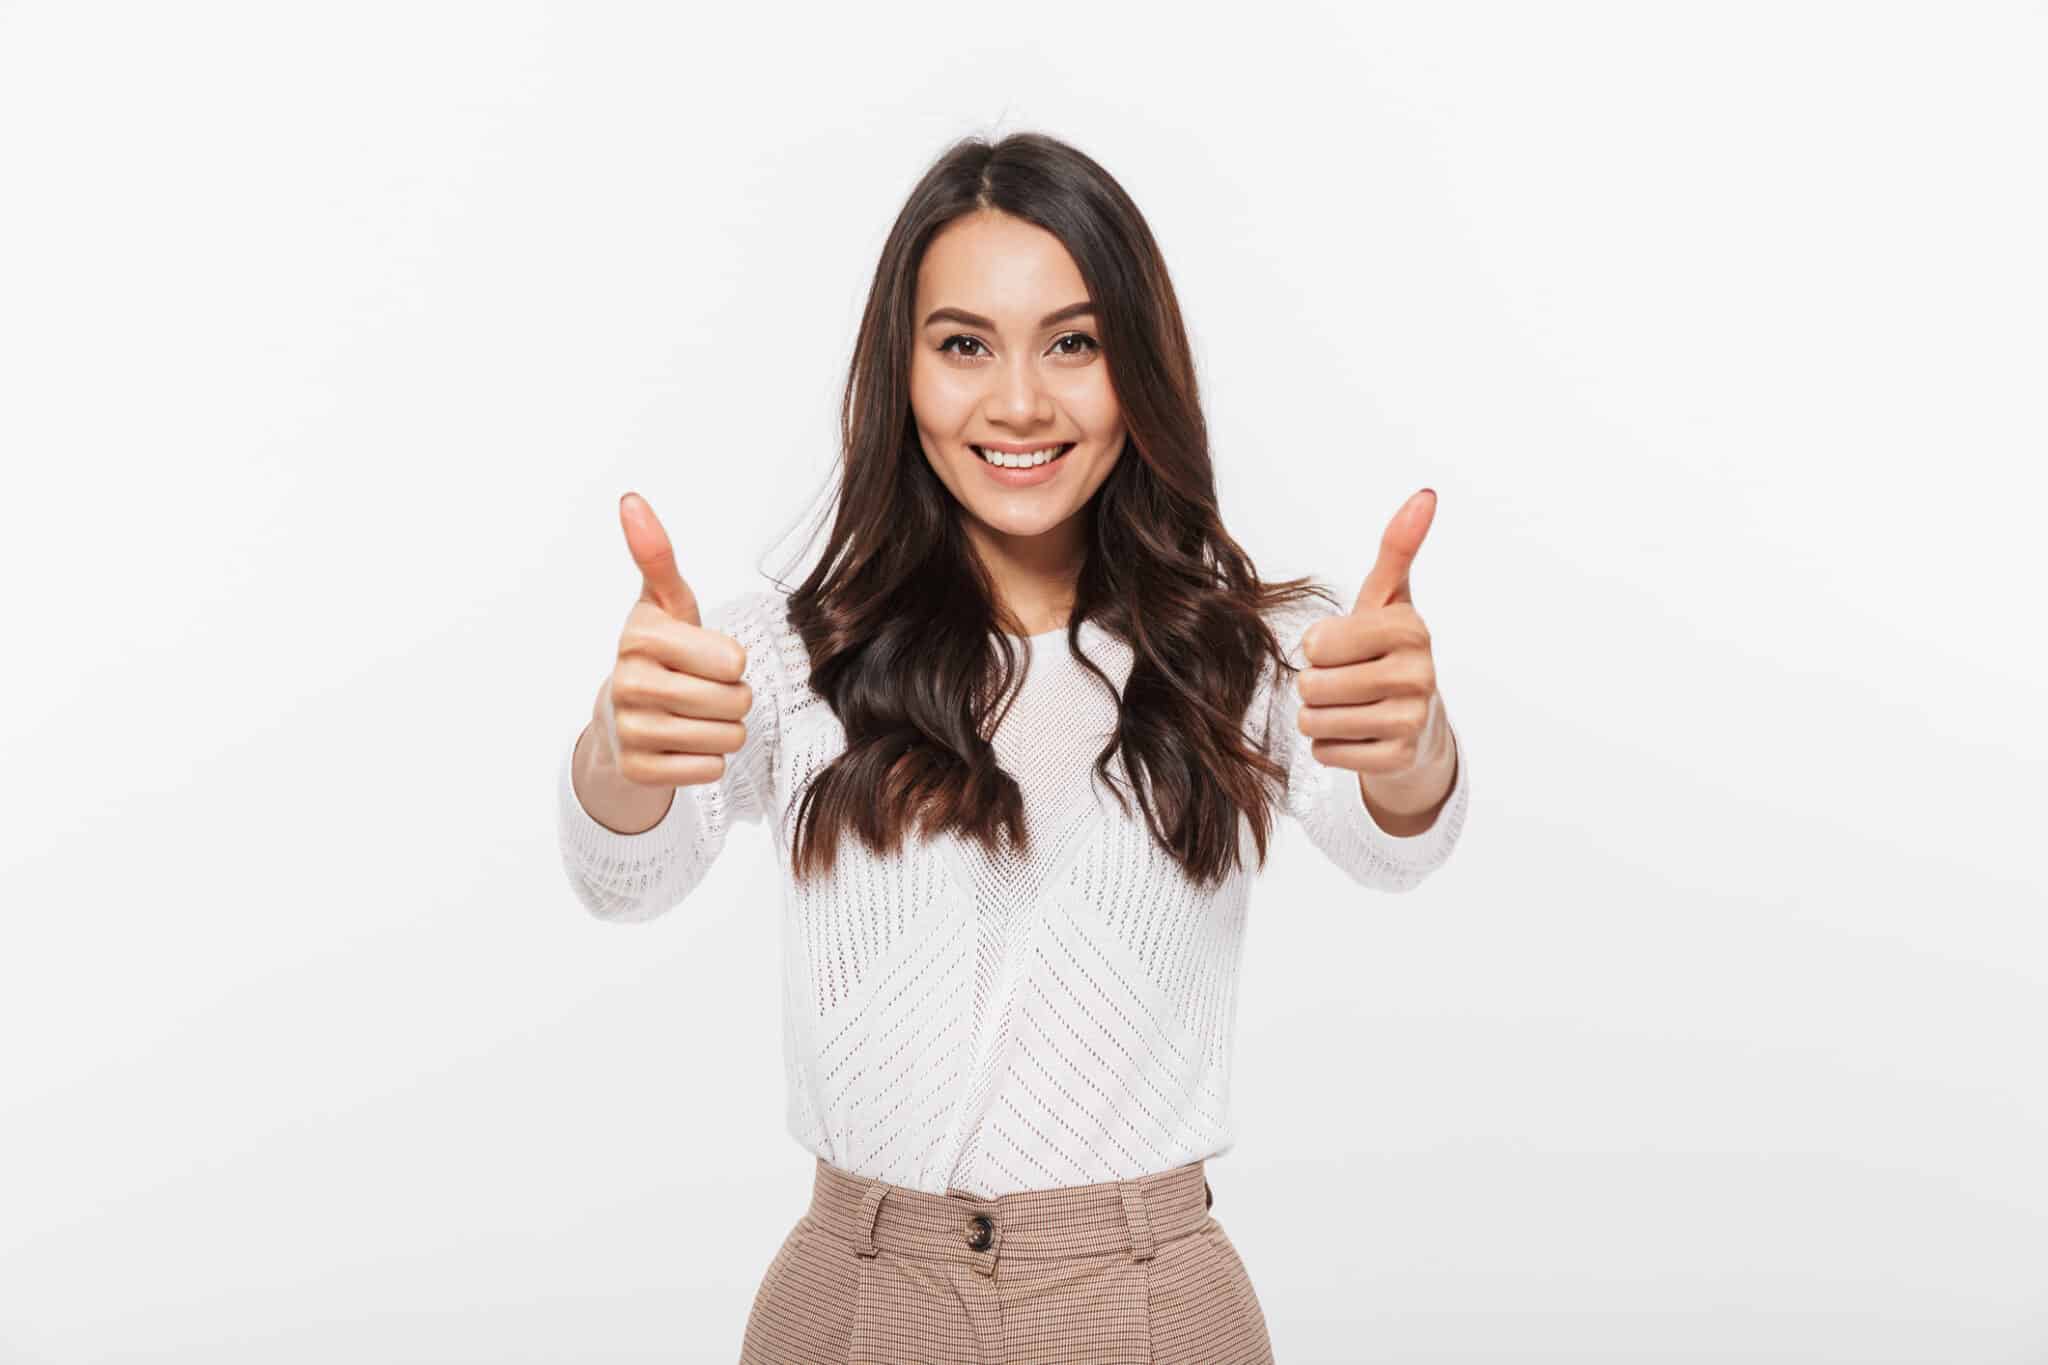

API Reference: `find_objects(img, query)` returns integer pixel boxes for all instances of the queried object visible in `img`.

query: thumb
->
[618,492,701,626]
[1352,488,1437,612]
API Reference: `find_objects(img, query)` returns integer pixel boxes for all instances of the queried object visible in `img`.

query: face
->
[909,209,1126,570]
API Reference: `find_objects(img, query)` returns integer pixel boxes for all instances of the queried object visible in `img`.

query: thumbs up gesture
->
[591,492,753,791]
[1296,489,1458,825]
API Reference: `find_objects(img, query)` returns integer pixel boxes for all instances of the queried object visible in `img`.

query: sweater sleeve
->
[556,589,786,922]
[1263,597,1471,894]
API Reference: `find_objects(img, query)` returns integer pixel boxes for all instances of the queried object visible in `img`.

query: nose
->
[986,352,1054,428]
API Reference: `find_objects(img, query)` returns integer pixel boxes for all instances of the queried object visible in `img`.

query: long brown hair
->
[777,130,1336,888]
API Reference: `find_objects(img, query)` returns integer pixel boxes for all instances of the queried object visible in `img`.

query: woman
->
[560,130,1470,1363]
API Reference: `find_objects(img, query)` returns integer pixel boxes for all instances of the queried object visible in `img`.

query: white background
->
[2,2,2043,1361]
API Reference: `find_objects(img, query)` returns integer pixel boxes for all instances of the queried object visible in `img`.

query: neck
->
[965,518,1084,639]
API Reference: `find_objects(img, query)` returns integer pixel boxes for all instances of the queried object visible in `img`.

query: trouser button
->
[964,1214,994,1251]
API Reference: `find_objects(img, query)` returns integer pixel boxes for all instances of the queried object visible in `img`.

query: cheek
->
[910,368,978,432]
[1085,442,1126,490]
[906,362,935,424]
[1069,377,1122,438]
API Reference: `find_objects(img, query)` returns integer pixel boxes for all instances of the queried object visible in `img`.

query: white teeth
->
[975,444,1069,468]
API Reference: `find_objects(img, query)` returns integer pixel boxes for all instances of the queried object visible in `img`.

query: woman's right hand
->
[592,492,753,791]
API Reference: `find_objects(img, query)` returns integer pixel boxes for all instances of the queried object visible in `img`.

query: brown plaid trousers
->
[737,1154,1274,1363]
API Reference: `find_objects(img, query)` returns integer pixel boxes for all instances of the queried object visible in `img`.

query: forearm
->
[571,719,678,835]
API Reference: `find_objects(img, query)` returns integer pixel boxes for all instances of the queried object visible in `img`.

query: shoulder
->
[1261,593,1345,666]
[701,584,817,715]
[1247,592,1348,739]
[703,584,788,633]
[698,585,789,676]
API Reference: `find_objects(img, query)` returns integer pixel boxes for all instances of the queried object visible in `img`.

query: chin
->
[971,503,1074,537]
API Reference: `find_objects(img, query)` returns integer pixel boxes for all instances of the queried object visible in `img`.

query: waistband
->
[804,1155,1214,1275]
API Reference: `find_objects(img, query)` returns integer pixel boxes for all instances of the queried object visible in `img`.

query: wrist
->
[1359,724,1457,816]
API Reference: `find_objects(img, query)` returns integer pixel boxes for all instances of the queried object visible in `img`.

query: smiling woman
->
[559,127,1471,1364]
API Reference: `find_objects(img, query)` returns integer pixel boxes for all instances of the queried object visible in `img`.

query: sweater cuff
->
[556,740,704,909]
[1315,724,1470,879]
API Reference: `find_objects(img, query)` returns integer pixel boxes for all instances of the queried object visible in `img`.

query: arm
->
[556,589,785,922]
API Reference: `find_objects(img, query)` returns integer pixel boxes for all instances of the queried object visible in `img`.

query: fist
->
[594,492,753,790]
[1296,489,1452,782]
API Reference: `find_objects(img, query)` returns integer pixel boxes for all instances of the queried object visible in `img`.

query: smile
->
[972,443,1073,469]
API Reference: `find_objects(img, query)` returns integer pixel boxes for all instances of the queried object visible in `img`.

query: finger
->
[1296,647,1432,704]
[612,704,748,757]
[617,750,728,789]
[613,649,752,716]
[1302,602,1429,669]
[619,491,701,627]
[1310,736,1422,776]
[1296,695,1430,743]
[1351,488,1437,613]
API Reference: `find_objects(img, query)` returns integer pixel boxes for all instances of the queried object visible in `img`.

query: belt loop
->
[853,1179,888,1259]
[1117,1180,1156,1263]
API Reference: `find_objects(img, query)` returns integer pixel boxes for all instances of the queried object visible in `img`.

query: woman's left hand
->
[1295,489,1457,812]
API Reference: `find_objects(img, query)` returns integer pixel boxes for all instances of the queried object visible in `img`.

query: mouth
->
[971,442,1075,469]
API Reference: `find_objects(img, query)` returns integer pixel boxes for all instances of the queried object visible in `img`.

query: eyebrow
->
[922,301,1096,331]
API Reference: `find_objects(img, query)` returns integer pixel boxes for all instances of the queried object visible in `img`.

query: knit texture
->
[557,589,1472,1197]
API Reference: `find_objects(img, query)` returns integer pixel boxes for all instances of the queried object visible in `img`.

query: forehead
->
[915,211,1088,319]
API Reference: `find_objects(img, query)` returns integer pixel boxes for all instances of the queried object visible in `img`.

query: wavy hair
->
[778,130,1336,888]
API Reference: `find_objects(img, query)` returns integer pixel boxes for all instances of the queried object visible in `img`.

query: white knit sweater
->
[557,589,1471,1197]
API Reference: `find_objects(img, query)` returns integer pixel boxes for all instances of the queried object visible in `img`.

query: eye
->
[937,332,1100,361]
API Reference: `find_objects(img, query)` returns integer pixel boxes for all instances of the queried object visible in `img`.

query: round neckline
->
[1002,620,1089,643]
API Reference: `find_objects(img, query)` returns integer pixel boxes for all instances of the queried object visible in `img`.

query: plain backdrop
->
[2,2,2043,1361]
